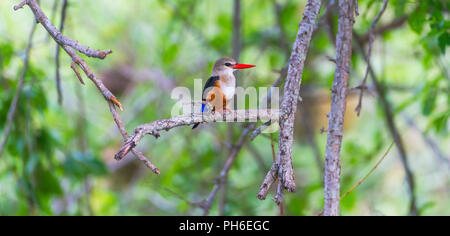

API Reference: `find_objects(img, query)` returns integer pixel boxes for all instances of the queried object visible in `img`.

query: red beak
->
[232,63,256,69]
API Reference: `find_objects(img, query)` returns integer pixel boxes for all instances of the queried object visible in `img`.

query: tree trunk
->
[323,0,354,216]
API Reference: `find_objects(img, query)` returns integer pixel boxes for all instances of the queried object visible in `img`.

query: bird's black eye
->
[225,63,232,67]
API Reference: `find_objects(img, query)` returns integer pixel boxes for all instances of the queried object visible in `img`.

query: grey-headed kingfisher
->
[192,57,255,129]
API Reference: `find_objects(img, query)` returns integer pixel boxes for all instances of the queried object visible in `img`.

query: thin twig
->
[317,141,395,216]
[15,0,112,59]
[359,16,408,43]
[270,133,283,215]
[13,0,159,172]
[354,0,359,16]
[354,32,418,216]
[55,0,68,105]
[354,0,388,116]
[0,21,37,157]
[340,142,394,200]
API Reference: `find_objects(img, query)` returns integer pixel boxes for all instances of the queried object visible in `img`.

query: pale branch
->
[13,0,158,172]
[0,21,37,157]
[323,0,354,216]
[14,0,112,59]
[257,0,323,202]
[70,61,85,85]
[248,64,288,142]
[14,0,121,109]
[108,102,160,174]
[62,45,123,110]
[354,0,388,116]
[270,133,283,215]
[359,15,408,43]
[115,109,280,160]
[55,0,68,105]
[257,159,279,200]
[250,120,272,141]
[354,0,359,16]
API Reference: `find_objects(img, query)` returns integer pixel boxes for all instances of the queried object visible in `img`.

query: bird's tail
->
[192,100,206,129]
[192,123,200,129]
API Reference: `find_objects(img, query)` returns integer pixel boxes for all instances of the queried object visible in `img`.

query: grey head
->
[211,57,237,76]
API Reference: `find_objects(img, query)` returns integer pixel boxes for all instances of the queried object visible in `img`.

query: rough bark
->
[115,109,280,160]
[323,0,354,216]
[277,0,323,192]
[257,0,322,200]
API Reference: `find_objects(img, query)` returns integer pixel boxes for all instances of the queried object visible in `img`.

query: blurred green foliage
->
[0,0,449,216]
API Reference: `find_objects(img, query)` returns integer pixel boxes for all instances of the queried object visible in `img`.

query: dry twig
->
[354,0,388,116]
[13,0,158,172]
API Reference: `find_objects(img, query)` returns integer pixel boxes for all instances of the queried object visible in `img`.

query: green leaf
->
[438,32,449,54]
[426,110,450,134]
[421,89,438,116]
[408,3,428,34]
[63,151,108,179]
[0,42,14,67]
[35,166,63,197]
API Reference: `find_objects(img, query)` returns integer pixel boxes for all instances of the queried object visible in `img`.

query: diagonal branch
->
[0,21,37,157]
[13,0,158,172]
[354,32,418,216]
[354,0,388,116]
[257,0,323,201]
[14,0,112,59]
[14,0,121,109]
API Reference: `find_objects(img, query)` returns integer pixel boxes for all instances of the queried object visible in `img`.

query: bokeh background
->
[0,0,449,216]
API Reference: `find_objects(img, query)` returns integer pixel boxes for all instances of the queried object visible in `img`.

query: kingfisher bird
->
[192,57,255,129]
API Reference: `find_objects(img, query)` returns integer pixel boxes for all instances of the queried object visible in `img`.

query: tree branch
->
[323,0,354,216]
[354,32,418,216]
[55,0,68,105]
[15,0,112,59]
[0,21,37,157]
[257,0,322,202]
[14,0,120,108]
[354,0,388,116]
[13,0,158,173]
[277,0,323,193]
[359,15,408,43]
[115,109,280,160]
[201,127,250,215]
